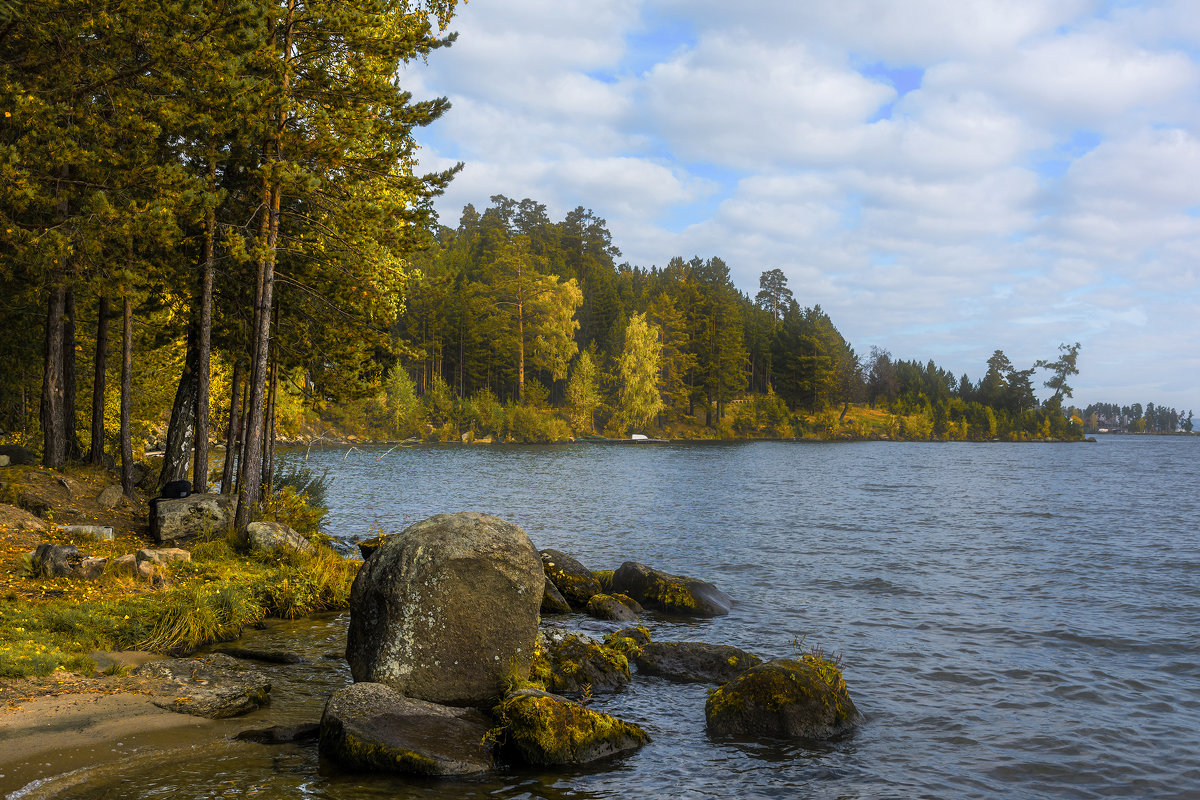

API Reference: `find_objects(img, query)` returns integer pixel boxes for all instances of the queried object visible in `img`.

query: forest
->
[2,0,1144,521]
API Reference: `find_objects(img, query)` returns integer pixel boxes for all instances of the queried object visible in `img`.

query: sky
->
[402,0,1200,411]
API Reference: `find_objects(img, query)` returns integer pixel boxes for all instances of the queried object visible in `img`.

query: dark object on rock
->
[0,444,37,465]
[346,512,544,706]
[133,653,271,719]
[217,647,305,665]
[235,723,321,745]
[320,682,493,776]
[585,593,640,622]
[611,561,732,616]
[161,479,191,499]
[245,521,316,557]
[151,493,237,545]
[492,688,649,765]
[356,532,394,560]
[705,656,858,740]
[541,579,572,615]
[30,543,82,578]
[540,549,602,608]
[533,631,630,695]
[634,641,761,683]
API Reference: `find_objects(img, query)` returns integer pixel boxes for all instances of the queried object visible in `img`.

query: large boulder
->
[133,653,271,719]
[30,543,81,578]
[540,549,602,608]
[704,656,858,739]
[611,561,732,616]
[320,682,493,776]
[151,493,237,545]
[531,630,630,696]
[245,521,316,557]
[346,512,544,706]
[633,641,761,683]
[492,688,649,765]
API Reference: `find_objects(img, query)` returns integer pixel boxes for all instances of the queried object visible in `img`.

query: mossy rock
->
[356,532,396,560]
[133,653,271,719]
[531,631,630,695]
[592,569,614,590]
[541,578,572,615]
[585,593,641,621]
[319,682,494,776]
[492,688,649,765]
[540,549,602,608]
[633,641,760,683]
[704,656,858,740]
[611,561,732,617]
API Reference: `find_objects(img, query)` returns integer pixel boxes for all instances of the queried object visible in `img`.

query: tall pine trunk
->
[89,294,109,465]
[193,180,216,492]
[41,285,68,468]
[158,325,199,492]
[63,287,81,460]
[220,361,242,494]
[119,296,134,497]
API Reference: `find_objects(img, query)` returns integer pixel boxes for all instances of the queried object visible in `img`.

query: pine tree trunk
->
[120,296,134,497]
[159,326,199,492]
[220,361,242,494]
[41,286,68,469]
[63,287,81,460]
[193,192,216,492]
[517,301,525,403]
[89,294,108,466]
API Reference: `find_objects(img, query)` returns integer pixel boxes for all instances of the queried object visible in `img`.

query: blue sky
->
[404,0,1200,410]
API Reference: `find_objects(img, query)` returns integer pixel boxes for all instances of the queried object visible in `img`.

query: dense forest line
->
[6,0,1176,524]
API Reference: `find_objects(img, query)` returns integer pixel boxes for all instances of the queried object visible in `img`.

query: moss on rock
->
[533,630,631,695]
[603,624,652,658]
[704,656,858,740]
[540,549,602,608]
[492,688,649,765]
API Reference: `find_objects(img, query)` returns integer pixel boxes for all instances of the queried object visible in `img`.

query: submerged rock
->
[634,641,761,683]
[492,688,649,765]
[603,625,652,658]
[585,593,641,622]
[235,723,321,745]
[611,561,732,617]
[540,549,602,608]
[704,656,858,739]
[532,630,630,696]
[346,512,543,706]
[133,653,271,719]
[320,682,493,776]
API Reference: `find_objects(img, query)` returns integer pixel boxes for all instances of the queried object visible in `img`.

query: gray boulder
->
[96,484,124,509]
[633,641,761,683]
[152,493,237,545]
[75,556,107,580]
[704,656,858,739]
[136,547,191,566]
[245,521,316,557]
[540,549,602,608]
[58,524,114,541]
[133,653,271,719]
[611,561,733,616]
[30,543,81,578]
[346,512,544,706]
[319,682,493,776]
[493,688,649,765]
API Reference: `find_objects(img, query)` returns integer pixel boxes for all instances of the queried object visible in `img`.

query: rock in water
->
[704,656,858,739]
[541,579,572,615]
[320,683,494,776]
[152,493,237,545]
[540,549,602,608]
[493,688,649,765]
[633,641,760,683]
[585,593,641,621]
[532,631,631,696]
[133,653,271,719]
[611,561,733,616]
[346,512,544,706]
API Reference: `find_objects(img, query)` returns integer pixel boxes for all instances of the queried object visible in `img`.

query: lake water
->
[23,437,1200,799]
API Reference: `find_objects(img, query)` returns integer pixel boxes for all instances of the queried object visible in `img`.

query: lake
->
[32,437,1200,799]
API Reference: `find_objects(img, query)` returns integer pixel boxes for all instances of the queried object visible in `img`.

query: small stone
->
[136,547,191,566]
[244,521,316,557]
[585,593,641,622]
[97,485,124,509]
[74,556,108,581]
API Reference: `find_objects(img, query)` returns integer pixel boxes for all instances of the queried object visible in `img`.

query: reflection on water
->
[20,437,1200,799]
